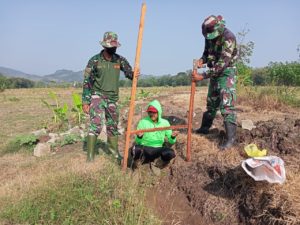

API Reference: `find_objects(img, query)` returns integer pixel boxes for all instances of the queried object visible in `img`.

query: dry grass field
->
[0,86,300,225]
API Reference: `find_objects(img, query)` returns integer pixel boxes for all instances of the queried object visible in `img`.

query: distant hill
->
[44,69,83,82]
[0,66,83,83]
[0,66,163,83]
[0,66,45,81]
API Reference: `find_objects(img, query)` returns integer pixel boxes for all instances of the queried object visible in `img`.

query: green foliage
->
[0,74,8,92]
[251,67,269,85]
[137,89,151,99]
[239,86,300,108]
[275,86,300,107]
[119,71,209,88]
[42,91,68,124]
[236,27,255,64]
[235,26,255,89]
[237,62,253,88]
[267,61,300,86]
[8,96,20,102]
[60,134,82,147]
[71,93,85,124]
[0,74,35,89]
[0,164,160,225]
[119,96,131,109]
[3,134,38,155]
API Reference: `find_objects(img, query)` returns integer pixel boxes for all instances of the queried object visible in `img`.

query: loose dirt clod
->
[237,118,300,156]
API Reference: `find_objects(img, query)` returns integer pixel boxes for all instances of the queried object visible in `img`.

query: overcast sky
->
[1,0,299,76]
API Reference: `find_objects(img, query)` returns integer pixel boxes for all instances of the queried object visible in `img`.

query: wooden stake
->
[122,3,146,171]
[130,125,188,135]
[186,59,198,161]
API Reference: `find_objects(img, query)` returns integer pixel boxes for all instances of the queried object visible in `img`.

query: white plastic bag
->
[241,156,286,184]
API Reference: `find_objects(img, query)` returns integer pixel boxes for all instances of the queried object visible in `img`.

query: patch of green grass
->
[1,134,38,155]
[8,96,20,102]
[238,86,300,108]
[60,134,82,147]
[0,163,160,225]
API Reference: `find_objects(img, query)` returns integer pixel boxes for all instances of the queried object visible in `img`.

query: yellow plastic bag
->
[244,144,267,157]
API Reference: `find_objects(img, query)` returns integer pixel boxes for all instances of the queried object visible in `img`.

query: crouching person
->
[129,100,179,170]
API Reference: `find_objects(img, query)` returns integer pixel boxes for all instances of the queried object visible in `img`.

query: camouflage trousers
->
[206,67,237,124]
[89,94,119,137]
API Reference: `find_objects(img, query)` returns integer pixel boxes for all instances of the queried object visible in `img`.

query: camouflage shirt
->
[201,28,238,79]
[82,50,133,104]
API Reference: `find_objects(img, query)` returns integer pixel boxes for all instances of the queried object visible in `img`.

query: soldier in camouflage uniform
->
[192,15,238,150]
[82,31,133,162]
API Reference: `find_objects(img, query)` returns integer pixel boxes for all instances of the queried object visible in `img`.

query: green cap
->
[100,31,121,48]
[202,15,226,40]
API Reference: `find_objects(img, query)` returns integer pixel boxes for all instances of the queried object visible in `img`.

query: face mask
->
[106,47,117,55]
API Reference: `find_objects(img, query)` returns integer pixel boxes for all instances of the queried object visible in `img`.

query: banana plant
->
[41,91,68,124]
[71,93,85,124]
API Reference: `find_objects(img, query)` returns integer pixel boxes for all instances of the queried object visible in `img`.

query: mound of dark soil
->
[237,118,300,156]
[169,160,298,225]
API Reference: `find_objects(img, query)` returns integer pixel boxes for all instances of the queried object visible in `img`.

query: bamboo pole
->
[186,59,198,161]
[130,125,188,135]
[122,3,147,171]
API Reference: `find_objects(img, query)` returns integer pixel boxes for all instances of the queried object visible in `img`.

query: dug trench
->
[135,96,300,225]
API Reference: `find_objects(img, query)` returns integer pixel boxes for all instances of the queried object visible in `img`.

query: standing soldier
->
[192,15,238,150]
[82,31,134,162]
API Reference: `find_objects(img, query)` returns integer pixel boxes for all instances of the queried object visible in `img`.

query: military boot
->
[87,134,97,162]
[107,136,123,164]
[219,122,236,150]
[195,111,214,134]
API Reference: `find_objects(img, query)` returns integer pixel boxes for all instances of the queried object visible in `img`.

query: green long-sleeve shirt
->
[82,50,133,104]
[201,28,238,79]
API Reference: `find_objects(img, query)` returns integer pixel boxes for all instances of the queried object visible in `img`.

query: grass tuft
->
[1,134,38,155]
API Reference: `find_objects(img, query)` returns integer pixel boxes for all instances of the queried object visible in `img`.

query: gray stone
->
[241,119,256,131]
[31,128,47,136]
[49,133,59,138]
[34,143,51,157]
[69,126,81,135]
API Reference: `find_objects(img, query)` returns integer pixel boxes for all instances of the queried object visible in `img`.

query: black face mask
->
[106,47,117,55]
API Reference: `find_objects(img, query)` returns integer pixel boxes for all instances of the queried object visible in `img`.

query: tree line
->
[0,74,35,91]
[1,61,300,91]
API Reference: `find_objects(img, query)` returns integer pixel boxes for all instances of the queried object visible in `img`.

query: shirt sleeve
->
[203,37,237,79]
[200,39,209,63]
[165,121,176,145]
[82,59,96,105]
[120,56,133,80]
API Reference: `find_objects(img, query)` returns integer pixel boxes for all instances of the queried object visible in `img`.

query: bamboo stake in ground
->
[122,3,146,171]
[186,59,198,161]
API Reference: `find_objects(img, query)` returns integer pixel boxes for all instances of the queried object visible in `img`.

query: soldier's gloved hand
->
[197,59,204,68]
[192,71,204,81]
[83,104,90,114]
[133,68,140,79]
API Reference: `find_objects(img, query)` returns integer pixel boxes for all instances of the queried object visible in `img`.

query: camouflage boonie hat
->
[202,15,226,40]
[100,31,121,48]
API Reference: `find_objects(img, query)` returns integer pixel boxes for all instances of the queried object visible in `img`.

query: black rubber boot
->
[107,136,123,165]
[155,158,170,169]
[219,122,236,150]
[87,134,97,162]
[195,111,214,134]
